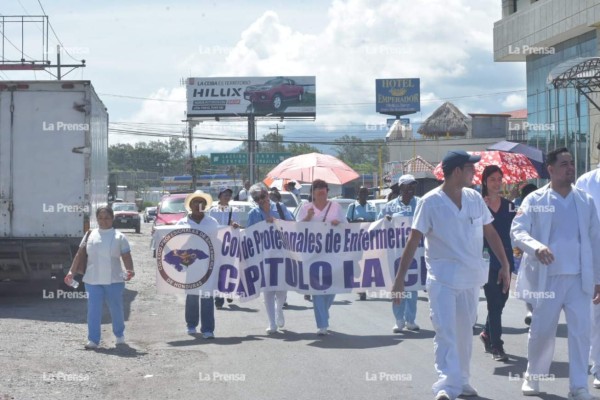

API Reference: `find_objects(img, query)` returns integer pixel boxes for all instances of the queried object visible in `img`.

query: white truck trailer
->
[0,80,108,281]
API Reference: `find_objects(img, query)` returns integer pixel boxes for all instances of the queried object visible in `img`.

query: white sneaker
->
[568,388,599,400]
[115,336,126,345]
[266,326,277,335]
[317,328,328,336]
[434,390,451,400]
[594,373,600,389]
[406,322,420,331]
[461,383,478,397]
[202,332,215,339]
[276,311,285,329]
[392,320,405,333]
[84,341,98,350]
[522,378,540,396]
[186,327,197,335]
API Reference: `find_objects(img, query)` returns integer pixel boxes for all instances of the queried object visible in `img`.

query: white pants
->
[263,290,286,329]
[590,302,600,376]
[428,280,479,398]
[527,275,590,392]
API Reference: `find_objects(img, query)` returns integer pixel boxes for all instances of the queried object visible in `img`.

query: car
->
[111,202,141,233]
[143,206,157,223]
[225,201,253,228]
[152,193,188,232]
[278,191,300,214]
[243,77,304,111]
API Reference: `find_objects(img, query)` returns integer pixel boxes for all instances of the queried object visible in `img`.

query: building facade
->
[494,0,600,173]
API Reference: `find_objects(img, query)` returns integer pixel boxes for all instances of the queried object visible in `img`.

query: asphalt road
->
[0,221,589,400]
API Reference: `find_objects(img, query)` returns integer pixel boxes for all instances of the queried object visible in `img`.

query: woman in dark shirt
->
[479,165,516,362]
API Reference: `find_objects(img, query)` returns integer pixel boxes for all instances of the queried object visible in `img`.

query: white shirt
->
[412,187,493,289]
[208,204,241,227]
[296,201,347,223]
[176,214,219,236]
[82,228,131,285]
[238,188,249,201]
[548,190,581,275]
[576,168,600,220]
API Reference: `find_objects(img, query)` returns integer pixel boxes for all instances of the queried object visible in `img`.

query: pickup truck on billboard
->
[187,76,315,118]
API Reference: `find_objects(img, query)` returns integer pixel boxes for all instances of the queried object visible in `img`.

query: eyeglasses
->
[252,193,268,202]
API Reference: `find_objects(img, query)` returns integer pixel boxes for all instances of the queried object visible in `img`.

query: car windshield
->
[160,198,186,214]
[112,203,137,212]
[279,193,298,208]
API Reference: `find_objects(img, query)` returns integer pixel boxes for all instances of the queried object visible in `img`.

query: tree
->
[288,143,320,157]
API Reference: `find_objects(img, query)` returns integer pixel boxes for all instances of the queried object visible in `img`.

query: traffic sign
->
[256,152,291,165]
[210,153,248,165]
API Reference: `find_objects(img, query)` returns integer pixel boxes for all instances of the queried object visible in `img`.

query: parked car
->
[278,191,300,214]
[243,77,304,111]
[226,201,253,228]
[112,202,141,233]
[144,206,157,223]
[152,193,188,232]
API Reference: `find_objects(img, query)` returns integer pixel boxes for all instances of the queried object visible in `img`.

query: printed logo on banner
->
[157,228,215,290]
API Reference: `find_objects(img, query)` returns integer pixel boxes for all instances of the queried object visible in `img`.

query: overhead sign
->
[376,78,420,116]
[211,153,248,165]
[256,152,291,165]
[187,76,316,118]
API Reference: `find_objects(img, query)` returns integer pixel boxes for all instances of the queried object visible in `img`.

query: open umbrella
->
[262,177,302,191]
[486,140,549,179]
[264,153,359,185]
[432,151,539,184]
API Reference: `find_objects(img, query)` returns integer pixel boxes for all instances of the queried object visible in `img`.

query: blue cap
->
[442,150,481,172]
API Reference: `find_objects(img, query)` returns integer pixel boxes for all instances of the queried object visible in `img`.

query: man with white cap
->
[514,147,600,400]
[208,186,240,308]
[379,174,421,331]
[177,191,219,339]
[392,150,511,400]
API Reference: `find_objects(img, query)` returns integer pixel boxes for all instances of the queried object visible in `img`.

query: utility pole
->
[187,121,199,191]
[269,124,286,151]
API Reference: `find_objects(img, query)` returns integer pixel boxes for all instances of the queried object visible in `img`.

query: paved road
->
[0,221,588,400]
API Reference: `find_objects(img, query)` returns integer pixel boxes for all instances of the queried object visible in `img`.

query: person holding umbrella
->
[296,179,348,336]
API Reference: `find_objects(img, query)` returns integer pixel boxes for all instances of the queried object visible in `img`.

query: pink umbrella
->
[265,153,360,185]
[432,151,539,184]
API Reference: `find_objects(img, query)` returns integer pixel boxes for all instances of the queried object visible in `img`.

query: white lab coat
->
[511,184,600,308]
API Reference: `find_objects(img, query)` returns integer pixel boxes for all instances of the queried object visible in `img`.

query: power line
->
[36,0,80,62]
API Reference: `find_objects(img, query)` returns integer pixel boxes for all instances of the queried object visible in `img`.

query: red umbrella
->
[432,151,539,184]
[265,153,359,185]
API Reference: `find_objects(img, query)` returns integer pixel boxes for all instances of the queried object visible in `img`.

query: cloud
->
[501,93,526,109]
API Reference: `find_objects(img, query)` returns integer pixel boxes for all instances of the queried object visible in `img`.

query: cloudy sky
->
[1,0,526,154]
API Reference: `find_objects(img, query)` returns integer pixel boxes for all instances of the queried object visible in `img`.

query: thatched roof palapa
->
[418,102,469,137]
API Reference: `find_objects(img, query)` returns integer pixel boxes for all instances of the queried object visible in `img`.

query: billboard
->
[376,78,420,115]
[187,76,316,118]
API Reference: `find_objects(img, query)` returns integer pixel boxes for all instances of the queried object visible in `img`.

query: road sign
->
[256,152,291,165]
[211,153,248,165]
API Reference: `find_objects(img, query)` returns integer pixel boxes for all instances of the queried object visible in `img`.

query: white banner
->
[154,218,425,301]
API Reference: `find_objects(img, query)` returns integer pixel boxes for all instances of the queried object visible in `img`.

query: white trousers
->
[428,280,479,398]
[527,275,590,392]
[263,290,286,329]
[590,302,600,376]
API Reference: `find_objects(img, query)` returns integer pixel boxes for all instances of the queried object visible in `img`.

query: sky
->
[0,0,526,155]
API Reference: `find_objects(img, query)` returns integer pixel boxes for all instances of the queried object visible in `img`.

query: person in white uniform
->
[392,150,511,400]
[512,147,600,400]
[576,142,600,390]
[178,191,220,339]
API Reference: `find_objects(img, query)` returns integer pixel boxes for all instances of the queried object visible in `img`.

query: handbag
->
[71,230,92,275]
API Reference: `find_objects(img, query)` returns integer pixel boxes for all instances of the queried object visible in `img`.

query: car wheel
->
[272,94,282,110]
[135,224,141,234]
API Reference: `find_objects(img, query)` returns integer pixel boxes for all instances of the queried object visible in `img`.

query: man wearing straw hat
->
[177,191,219,339]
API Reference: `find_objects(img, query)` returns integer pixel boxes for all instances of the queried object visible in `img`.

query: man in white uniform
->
[575,142,600,390]
[512,148,600,400]
[392,150,511,400]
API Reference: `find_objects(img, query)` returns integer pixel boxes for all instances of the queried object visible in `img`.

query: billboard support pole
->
[188,121,198,190]
[248,115,256,184]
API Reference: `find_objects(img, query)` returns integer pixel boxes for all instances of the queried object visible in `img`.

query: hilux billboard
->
[186,76,316,118]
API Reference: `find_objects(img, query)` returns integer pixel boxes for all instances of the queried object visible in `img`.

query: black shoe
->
[304,295,311,301]
[283,302,289,308]
[479,332,491,353]
[358,292,367,301]
[226,298,233,303]
[492,347,508,361]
